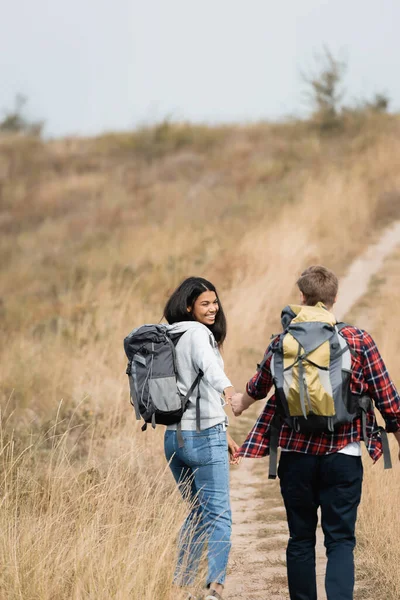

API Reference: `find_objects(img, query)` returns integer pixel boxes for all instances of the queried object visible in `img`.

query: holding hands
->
[231,391,254,416]
[227,433,241,465]
[223,387,256,463]
[231,392,245,416]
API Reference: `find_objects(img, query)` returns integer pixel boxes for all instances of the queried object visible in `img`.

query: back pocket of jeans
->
[182,434,212,466]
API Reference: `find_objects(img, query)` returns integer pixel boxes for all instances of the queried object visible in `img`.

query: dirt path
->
[225,459,288,600]
[334,221,400,322]
[225,221,400,600]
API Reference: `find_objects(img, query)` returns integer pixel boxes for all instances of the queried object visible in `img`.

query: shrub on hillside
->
[95,120,227,160]
[0,94,43,137]
[303,48,390,133]
[303,48,346,131]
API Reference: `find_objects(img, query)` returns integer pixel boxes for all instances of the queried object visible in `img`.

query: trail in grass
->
[225,220,400,600]
[225,455,289,600]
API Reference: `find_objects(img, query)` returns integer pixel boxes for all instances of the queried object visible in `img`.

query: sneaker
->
[205,591,223,600]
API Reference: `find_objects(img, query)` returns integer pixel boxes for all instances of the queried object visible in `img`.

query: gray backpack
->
[124,324,203,445]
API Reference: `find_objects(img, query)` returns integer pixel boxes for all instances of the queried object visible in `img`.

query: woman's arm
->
[190,328,233,392]
[189,329,241,462]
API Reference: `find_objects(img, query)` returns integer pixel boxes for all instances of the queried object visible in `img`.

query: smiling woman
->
[163,276,239,599]
[190,290,220,327]
[164,276,227,345]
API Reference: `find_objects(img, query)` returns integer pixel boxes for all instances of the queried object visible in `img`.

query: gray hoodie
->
[166,321,232,431]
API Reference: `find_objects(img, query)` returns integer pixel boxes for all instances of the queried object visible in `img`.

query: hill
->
[1,115,400,598]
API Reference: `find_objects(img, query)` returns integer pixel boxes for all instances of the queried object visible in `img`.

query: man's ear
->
[300,292,307,305]
[187,306,191,313]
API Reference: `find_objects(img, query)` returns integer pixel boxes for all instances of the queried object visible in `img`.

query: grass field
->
[1,114,400,598]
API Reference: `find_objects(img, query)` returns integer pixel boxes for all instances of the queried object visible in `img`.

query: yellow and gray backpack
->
[268,303,392,477]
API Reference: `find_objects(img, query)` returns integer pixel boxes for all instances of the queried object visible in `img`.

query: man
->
[231,265,400,600]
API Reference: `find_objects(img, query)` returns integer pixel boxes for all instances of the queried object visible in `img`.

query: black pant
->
[278,452,363,600]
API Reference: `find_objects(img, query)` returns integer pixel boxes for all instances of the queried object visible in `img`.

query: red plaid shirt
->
[237,325,400,462]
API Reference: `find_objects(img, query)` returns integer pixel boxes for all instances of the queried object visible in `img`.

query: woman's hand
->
[227,432,241,465]
[223,386,235,406]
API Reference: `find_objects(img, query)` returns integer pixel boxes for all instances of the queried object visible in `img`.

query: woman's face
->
[189,290,219,326]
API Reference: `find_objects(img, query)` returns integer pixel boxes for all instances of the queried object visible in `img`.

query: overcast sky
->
[1,0,399,137]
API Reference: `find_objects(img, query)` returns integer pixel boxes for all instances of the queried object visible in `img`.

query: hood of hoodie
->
[167,320,212,336]
[280,302,336,329]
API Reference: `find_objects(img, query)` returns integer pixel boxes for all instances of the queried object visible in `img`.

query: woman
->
[164,276,238,600]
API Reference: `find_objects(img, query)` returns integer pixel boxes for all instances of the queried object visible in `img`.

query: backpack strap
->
[377,427,392,469]
[194,369,204,433]
[176,421,184,448]
[177,369,204,448]
[297,351,309,420]
[358,395,392,470]
[335,322,358,358]
[358,395,370,444]
[268,415,280,479]
[126,361,141,420]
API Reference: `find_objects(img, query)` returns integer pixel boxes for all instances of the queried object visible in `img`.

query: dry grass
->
[0,415,189,600]
[348,249,400,599]
[1,116,400,598]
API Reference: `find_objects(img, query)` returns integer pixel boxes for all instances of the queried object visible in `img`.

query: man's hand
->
[231,393,245,416]
[231,392,255,416]
[227,433,241,465]
[394,430,400,461]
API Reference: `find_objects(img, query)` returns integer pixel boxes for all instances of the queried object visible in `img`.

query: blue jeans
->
[278,452,363,600]
[164,424,232,587]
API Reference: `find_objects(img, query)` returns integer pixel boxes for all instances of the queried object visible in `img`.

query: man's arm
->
[362,331,400,460]
[231,343,276,416]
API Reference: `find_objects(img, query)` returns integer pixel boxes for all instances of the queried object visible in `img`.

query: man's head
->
[297,265,338,309]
